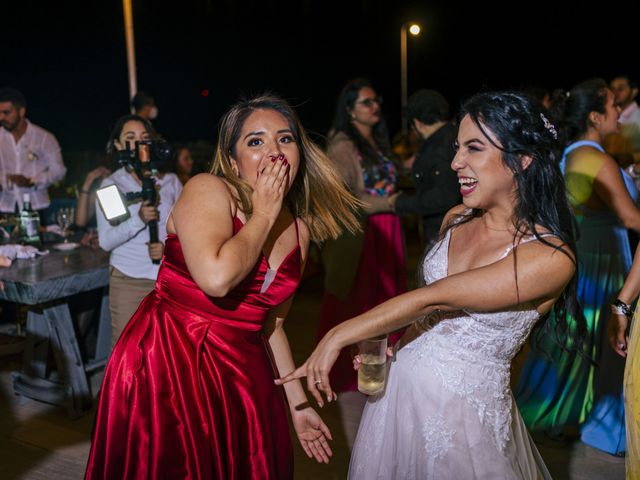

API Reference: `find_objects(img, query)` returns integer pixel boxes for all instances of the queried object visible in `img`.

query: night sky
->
[3,0,638,153]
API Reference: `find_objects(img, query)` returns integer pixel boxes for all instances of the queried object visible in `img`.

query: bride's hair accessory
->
[540,113,558,140]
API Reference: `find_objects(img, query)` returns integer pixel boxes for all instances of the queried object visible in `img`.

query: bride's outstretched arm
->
[277,236,575,406]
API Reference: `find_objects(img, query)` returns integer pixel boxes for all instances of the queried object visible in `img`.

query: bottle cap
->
[22,193,30,203]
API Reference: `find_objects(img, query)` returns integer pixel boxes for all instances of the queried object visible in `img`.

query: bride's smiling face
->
[451,115,517,210]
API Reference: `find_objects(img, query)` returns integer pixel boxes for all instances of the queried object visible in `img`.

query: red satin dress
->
[86,217,301,479]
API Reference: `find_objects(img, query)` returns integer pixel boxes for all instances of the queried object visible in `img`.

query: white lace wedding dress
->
[348,227,551,479]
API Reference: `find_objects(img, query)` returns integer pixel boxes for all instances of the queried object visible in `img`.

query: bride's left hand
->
[276,329,341,407]
[291,407,333,464]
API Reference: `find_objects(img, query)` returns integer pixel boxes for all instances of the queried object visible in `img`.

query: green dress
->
[515,142,629,455]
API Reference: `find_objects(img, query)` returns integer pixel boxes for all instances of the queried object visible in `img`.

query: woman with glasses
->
[317,78,406,445]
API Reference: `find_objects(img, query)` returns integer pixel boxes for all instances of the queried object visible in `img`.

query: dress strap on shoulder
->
[559,140,605,174]
[564,140,605,155]
[293,217,300,246]
[450,208,473,226]
[499,233,558,259]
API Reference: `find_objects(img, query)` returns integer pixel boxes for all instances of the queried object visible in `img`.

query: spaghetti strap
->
[499,233,557,259]
[293,217,300,246]
[559,140,604,174]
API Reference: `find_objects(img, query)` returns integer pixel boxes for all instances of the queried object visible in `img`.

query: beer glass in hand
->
[357,336,388,395]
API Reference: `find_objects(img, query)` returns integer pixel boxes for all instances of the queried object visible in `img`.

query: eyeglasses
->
[356,97,383,107]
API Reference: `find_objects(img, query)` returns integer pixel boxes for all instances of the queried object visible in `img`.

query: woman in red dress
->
[85,95,360,479]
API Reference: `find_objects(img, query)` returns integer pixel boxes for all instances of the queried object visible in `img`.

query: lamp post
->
[122,0,138,111]
[400,22,421,132]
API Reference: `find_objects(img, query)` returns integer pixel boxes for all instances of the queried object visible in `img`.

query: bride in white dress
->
[279,91,586,479]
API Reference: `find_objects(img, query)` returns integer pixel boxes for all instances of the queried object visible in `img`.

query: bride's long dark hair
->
[444,91,586,354]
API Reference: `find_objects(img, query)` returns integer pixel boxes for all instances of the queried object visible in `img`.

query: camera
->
[96,140,173,264]
[115,139,173,176]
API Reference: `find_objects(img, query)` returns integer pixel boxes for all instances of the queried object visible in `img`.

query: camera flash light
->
[96,184,129,222]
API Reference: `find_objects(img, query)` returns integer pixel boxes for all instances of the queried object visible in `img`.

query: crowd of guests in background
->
[2,72,640,478]
[0,88,196,263]
[315,79,407,444]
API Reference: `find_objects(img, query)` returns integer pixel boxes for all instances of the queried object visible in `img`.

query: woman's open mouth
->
[459,176,478,196]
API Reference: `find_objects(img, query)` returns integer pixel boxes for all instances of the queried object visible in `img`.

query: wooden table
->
[0,245,111,418]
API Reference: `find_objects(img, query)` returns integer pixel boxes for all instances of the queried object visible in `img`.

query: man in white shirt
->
[606,76,640,167]
[0,88,67,212]
[613,76,640,129]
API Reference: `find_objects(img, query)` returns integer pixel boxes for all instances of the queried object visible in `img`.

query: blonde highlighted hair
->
[211,94,361,242]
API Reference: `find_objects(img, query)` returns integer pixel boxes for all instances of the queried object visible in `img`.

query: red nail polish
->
[271,157,276,162]
[278,154,284,160]
[283,159,288,166]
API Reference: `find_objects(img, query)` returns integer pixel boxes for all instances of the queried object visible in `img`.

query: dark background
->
[2,0,638,153]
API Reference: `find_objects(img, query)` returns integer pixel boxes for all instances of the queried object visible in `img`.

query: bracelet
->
[612,298,634,319]
[79,189,90,194]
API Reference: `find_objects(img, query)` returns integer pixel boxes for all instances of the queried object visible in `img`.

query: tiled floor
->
[0,229,627,479]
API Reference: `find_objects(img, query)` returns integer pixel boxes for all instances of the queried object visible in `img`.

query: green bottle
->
[19,193,41,247]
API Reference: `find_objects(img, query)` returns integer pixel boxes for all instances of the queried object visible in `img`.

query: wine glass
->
[0,214,10,242]
[56,208,75,242]
[0,213,19,242]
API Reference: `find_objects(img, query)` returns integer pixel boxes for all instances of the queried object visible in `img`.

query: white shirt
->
[97,167,183,280]
[0,120,67,212]
[620,102,640,125]
[619,102,640,151]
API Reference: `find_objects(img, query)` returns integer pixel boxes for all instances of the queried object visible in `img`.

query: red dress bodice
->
[156,216,301,330]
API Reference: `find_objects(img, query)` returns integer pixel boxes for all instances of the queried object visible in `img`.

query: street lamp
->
[400,22,421,132]
[122,0,138,111]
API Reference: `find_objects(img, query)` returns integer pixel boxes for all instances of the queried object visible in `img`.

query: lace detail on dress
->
[407,332,513,452]
[412,227,540,452]
[352,394,393,478]
[348,224,552,479]
[422,413,456,459]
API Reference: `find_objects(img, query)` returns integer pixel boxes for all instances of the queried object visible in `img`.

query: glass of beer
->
[357,335,387,395]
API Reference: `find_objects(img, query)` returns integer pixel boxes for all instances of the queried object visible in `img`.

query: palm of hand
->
[292,408,332,463]
[293,408,322,438]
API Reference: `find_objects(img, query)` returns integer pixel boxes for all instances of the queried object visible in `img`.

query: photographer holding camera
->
[97,114,182,346]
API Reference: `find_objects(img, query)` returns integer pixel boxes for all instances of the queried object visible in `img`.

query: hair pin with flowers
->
[540,113,558,140]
